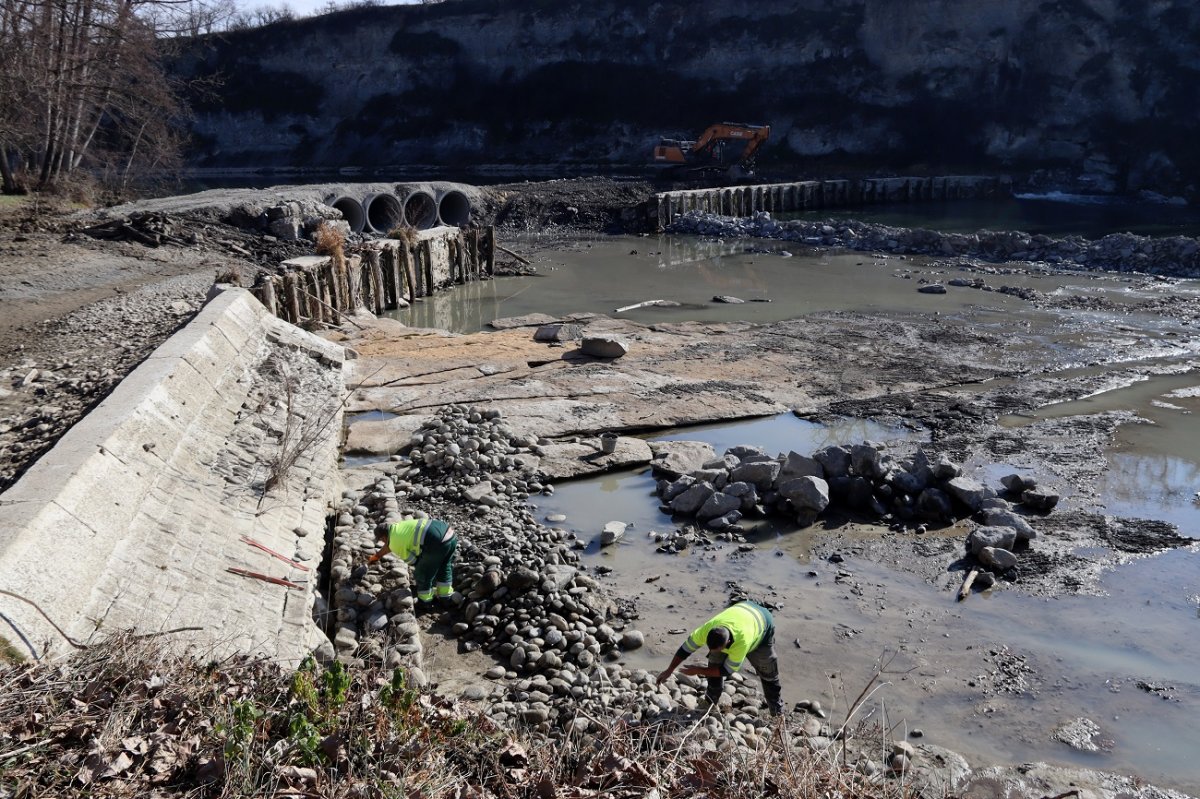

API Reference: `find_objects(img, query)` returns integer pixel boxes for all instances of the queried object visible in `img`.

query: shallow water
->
[392,234,1193,334]
[529,417,1200,792]
[369,231,1200,790]
[1001,372,1200,536]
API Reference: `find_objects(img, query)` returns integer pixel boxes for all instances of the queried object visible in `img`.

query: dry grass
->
[386,224,418,248]
[213,265,243,286]
[314,221,347,271]
[0,634,931,799]
[0,635,23,665]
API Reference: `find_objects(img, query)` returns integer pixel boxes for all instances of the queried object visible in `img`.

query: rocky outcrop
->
[174,0,1200,200]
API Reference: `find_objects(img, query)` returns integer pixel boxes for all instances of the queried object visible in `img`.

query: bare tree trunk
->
[0,141,18,194]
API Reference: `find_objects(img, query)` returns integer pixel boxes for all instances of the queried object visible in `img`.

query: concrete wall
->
[0,289,346,665]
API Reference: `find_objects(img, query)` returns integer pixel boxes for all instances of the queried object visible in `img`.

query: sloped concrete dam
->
[0,289,346,665]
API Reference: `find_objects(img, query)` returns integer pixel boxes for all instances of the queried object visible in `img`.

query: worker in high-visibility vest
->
[656,600,784,716]
[368,517,457,610]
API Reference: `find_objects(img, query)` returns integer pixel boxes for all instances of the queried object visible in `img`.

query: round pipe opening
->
[331,196,365,233]
[403,191,439,230]
[437,189,471,227]
[364,193,404,234]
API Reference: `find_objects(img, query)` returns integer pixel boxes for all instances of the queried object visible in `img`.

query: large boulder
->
[1022,489,1060,512]
[813,446,852,479]
[649,441,716,479]
[966,526,1019,555]
[779,451,824,481]
[726,445,767,460]
[661,475,696,501]
[979,546,1019,570]
[670,482,715,515]
[731,460,781,490]
[945,477,991,513]
[778,476,830,514]
[580,336,629,358]
[534,323,582,342]
[889,469,927,496]
[697,492,742,522]
[831,476,875,510]
[916,487,954,521]
[600,521,627,546]
[724,481,760,513]
[850,443,885,479]
[982,508,1037,541]
[1001,473,1037,493]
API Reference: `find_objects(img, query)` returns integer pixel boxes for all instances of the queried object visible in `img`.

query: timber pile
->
[252,227,496,326]
[80,212,191,247]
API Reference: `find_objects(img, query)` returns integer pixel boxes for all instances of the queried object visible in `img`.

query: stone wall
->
[0,289,345,665]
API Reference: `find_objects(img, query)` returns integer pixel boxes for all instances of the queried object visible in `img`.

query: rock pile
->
[652,441,1059,584]
[669,210,1200,278]
[322,405,883,753]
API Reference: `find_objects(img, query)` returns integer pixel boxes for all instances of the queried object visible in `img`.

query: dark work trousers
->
[412,533,457,602]
[705,626,784,714]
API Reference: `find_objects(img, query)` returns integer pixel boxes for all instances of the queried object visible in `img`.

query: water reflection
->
[999,371,1200,537]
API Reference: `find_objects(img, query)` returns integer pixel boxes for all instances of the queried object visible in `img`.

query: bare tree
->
[0,0,197,196]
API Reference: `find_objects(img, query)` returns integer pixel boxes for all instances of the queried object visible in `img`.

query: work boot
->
[414,600,437,617]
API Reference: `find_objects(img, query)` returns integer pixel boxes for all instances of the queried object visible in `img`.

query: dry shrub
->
[0,634,922,799]
[314,221,346,261]
[214,265,242,286]
[387,224,418,249]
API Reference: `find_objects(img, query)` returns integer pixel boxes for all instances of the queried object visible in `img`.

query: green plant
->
[321,660,351,708]
[287,711,324,765]
[380,667,418,713]
[221,699,263,761]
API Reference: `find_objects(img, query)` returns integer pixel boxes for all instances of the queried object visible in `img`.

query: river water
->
[372,206,1200,792]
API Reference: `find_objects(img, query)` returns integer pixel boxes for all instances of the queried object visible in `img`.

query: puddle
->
[347,410,398,425]
[529,414,928,660]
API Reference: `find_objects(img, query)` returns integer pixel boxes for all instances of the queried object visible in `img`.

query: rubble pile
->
[669,210,1200,278]
[652,440,1059,584]
[322,406,839,752]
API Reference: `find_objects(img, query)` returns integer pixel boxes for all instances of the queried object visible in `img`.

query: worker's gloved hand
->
[655,670,672,685]
[367,552,381,564]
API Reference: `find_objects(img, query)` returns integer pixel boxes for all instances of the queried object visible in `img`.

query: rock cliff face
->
[174,0,1200,198]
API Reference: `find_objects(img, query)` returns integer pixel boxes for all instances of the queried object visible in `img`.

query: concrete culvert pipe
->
[364,192,404,234]
[403,190,439,230]
[330,196,365,233]
[437,189,471,227]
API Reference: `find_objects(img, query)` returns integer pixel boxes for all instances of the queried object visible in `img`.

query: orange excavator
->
[652,122,770,179]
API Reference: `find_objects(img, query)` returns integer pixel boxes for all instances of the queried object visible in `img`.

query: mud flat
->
[335,238,1200,794]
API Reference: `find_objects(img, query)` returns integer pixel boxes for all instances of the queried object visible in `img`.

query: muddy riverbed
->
[2,183,1198,795]
[343,234,1200,793]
